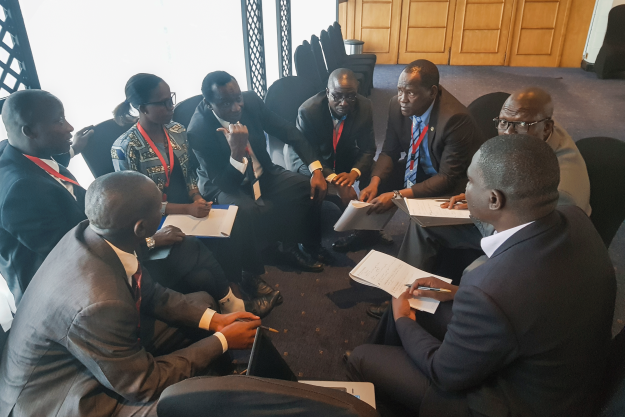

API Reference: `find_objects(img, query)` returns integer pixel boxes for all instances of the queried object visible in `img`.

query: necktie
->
[132,264,142,341]
[405,116,422,188]
[245,147,264,206]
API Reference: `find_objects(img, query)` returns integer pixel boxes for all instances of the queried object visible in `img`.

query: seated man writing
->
[287,68,376,212]
[187,71,331,271]
[0,171,260,416]
[334,59,484,252]
[346,134,615,416]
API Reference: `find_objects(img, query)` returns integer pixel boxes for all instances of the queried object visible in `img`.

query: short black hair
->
[2,90,60,138]
[403,59,439,90]
[477,134,559,208]
[201,71,235,102]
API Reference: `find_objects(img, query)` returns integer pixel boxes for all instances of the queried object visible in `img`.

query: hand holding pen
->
[406,277,458,302]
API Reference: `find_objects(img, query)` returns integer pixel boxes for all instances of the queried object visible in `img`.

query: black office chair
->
[467,92,510,140]
[0,138,7,155]
[594,5,625,80]
[264,76,318,168]
[594,326,625,416]
[312,34,367,96]
[294,41,325,92]
[320,30,372,96]
[331,22,377,66]
[81,119,134,178]
[172,94,203,128]
[158,375,380,417]
[576,137,625,248]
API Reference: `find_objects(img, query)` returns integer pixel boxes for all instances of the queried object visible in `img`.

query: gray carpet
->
[260,65,625,382]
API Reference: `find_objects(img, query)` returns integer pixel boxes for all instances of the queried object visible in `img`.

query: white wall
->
[584,0,625,64]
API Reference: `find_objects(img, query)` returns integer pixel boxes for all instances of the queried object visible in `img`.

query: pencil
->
[235,319,279,333]
[405,284,452,293]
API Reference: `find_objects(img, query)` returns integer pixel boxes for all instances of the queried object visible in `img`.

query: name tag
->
[253,180,262,200]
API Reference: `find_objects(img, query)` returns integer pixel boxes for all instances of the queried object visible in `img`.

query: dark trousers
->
[214,168,321,246]
[346,302,470,417]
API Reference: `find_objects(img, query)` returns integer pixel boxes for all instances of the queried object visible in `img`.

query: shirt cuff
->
[230,156,248,174]
[351,168,361,179]
[214,332,228,353]
[326,173,337,183]
[69,146,76,158]
[308,160,322,174]
[198,308,216,331]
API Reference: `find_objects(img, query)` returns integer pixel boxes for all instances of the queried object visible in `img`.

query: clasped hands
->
[392,277,458,322]
[211,311,262,350]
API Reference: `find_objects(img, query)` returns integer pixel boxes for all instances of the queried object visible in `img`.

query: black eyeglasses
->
[329,92,357,103]
[493,117,551,134]
[144,92,176,109]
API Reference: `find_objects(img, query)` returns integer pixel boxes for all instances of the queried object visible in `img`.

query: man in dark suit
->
[0,171,260,417]
[334,59,484,252]
[287,68,376,210]
[346,135,616,417]
[187,71,331,272]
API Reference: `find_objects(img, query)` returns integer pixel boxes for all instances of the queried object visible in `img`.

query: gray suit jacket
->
[0,222,224,417]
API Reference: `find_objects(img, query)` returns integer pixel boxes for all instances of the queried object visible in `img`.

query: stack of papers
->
[161,206,238,238]
[334,200,397,232]
[350,250,452,314]
[394,198,473,227]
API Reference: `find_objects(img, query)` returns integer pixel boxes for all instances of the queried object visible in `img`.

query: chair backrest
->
[264,76,318,124]
[173,94,203,128]
[294,42,324,91]
[0,139,7,156]
[158,375,380,417]
[81,119,134,178]
[310,35,329,87]
[576,137,625,248]
[604,5,625,45]
[467,92,510,140]
[320,29,340,72]
[329,23,348,61]
[595,326,625,416]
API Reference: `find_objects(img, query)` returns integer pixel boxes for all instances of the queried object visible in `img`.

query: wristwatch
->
[146,237,156,250]
[392,190,402,199]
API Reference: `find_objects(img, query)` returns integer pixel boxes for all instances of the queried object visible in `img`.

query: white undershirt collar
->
[480,221,534,258]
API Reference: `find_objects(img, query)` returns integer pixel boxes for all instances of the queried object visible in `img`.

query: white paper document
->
[350,250,452,314]
[162,206,238,238]
[394,198,473,227]
[334,200,397,232]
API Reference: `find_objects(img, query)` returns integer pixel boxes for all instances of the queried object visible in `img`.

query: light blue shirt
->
[411,100,437,177]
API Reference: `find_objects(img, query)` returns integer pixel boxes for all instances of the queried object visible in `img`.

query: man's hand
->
[440,193,467,210]
[310,169,327,203]
[71,126,95,155]
[334,182,358,208]
[210,311,260,332]
[333,171,359,188]
[186,199,212,218]
[217,123,248,162]
[359,182,378,203]
[219,318,261,350]
[367,192,395,214]
[392,290,416,322]
[409,277,458,302]
[152,225,185,247]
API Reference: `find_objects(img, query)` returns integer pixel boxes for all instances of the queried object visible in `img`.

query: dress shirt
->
[480,221,534,258]
[101,235,227,353]
[411,100,437,177]
[325,107,362,183]
[37,157,76,199]
[214,111,322,178]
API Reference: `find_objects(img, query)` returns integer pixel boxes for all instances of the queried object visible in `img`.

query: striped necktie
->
[405,116,422,187]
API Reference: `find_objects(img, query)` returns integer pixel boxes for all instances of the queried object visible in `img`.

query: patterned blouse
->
[111,122,198,197]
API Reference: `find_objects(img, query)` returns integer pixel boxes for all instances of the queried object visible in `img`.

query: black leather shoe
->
[299,243,336,265]
[281,243,324,272]
[342,350,352,364]
[244,291,281,319]
[241,274,283,305]
[366,300,390,319]
[333,230,394,253]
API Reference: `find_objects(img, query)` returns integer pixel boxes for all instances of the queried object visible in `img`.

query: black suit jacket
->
[0,144,87,305]
[0,222,223,417]
[396,206,616,417]
[296,91,376,178]
[187,92,320,199]
[372,86,484,197]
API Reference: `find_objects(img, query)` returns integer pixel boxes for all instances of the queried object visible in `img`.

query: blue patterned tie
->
[405,116,422,187]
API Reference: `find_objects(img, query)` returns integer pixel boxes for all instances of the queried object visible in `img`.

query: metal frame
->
[276,0,292,78]
[0,0,40,111]
[241,0,268,98]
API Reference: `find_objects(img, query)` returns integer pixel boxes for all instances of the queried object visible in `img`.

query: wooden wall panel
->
[355,0,403,64]
[559,0,595,67]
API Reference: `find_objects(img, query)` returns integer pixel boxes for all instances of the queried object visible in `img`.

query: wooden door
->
[506,0,573,66]
[398,0,458,64]
[354,0,404,64]
[449,0,516,65]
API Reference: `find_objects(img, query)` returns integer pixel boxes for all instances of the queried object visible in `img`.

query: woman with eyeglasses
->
[110,73,280,318]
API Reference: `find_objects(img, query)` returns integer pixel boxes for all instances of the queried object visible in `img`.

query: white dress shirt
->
[102,236,228,352]
[480,221,534,258]
[324,107,362,183]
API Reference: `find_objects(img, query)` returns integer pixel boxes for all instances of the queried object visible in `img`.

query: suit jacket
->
[187,92,320,199]
[373,86,484,197]
[396,206,616,417]
[0,144,87,305]
[0,222,224,417]
[296,91,376,178]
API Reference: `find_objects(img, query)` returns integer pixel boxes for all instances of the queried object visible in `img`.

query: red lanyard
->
[23,154,82,187]
[137,122,174,200]
[409,122,429,171]
[332,121,345,169]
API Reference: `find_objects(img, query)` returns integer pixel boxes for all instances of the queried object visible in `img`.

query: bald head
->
[498,87,554,140]
[328,68,358,90]
[85,171,162,237]
[326,68,359,117]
